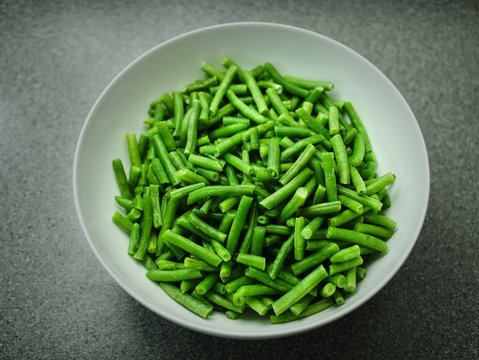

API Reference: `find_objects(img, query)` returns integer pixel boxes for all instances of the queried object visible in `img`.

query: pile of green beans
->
[111,59,397,323]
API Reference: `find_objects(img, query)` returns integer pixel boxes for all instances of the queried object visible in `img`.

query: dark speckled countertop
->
[1,0,477,358]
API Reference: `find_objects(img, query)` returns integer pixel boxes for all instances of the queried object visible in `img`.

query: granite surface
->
[0,0,478,358]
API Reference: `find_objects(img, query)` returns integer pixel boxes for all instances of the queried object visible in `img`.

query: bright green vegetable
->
[111,59,397,322]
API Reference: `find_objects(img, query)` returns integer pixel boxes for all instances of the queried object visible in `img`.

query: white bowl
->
[73,22,429,339]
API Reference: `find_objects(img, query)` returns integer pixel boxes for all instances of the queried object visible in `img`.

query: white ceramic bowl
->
[73,22,429,339]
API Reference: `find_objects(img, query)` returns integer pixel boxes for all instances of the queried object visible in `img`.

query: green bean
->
[239,201,259,253]
[328,106,340,136]
[283,74,334,91]
[244,70,269,115]
[169,182,205,200]
[127,222,140,255]
[204,103,236,128]
[258,80,283,94]
[219,260,234,281]
[210,123,249,141]
[112,159,132,199]
[156,122,175,152]
[353,223,395,239]
[207,240,231,262]
[236,253,266,270]
[344,102,372,153]
[171,91,184,137]
[265,224,292,236]
[244,297,269,316]
[195,273,219,295]
[126,133,141,168]
[301,217,324,239]
[350,165,367,194]
[223,153,253,176]
[184,257,218,272]
[330,134,350,184]
[218,210,236,234]
[226,89,266,124]
[264,62,309,98]
[234,284,280,306]
[209,65,237,116]
[195,168,219,182]
[148,185,162,228]
[249,127,260,150]
[126,208,142,222]
[344,267,357,292]
[329,274,346,288]
[218,197,239,213]
[363,212,397,230]
[290,295,314,316]
[274,126,313,138]
[280,135,325,161]
[331,289,344,306]
[278,187,309,223]
[187,212,227,243]
[326,226,387,253]
[272,264,328,316]
[150,158,170,186]
[155,259,185,270]
[290,242,339,276]
[270,298,334,323]
[350,133,365,167]
[182,76,217,94]
[146,167,159,186]
[142,254,158,271]
[128,165,141,194]
[226,196,253,254]
[267,137,280,179]
[296,201,342,218]
[197,91,210,125]
[294,216,306,261]
[183,99,200,155]
[201,61,225,81]
[225,276,255,293]
[279,144,317,185]
[210,83,247,95]
[133,194,153,260]
[357,266,367,280]
[223,116,250,127]
[174,168,207,185]
[151,135,180,186]
[146,268,202,282]
[337,185,382,212]
[214,121,274,157]
[268,233,294,280]
[338,194,364,214]
[204,291,244,313]
[162,229,221,266]
[305,240,331,252]
[160,282,213,319]
[259,168,313,210]
[330,245,361,263]
[295,108,331,140]
[328,208,362,227]
[188,154,223,172]
[320,282,336,298]
[250,226,266,256]
[265,87,296,123]
[366,172,396,195]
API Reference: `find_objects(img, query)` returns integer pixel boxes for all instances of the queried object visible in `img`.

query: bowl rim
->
[73,21,430,339]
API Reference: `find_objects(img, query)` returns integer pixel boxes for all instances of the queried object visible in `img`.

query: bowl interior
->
[73,23,429,339]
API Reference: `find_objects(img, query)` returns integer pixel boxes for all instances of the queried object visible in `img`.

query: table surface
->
[1,0,478,358]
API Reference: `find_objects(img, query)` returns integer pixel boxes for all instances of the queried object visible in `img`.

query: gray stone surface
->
[0,0,478,358]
